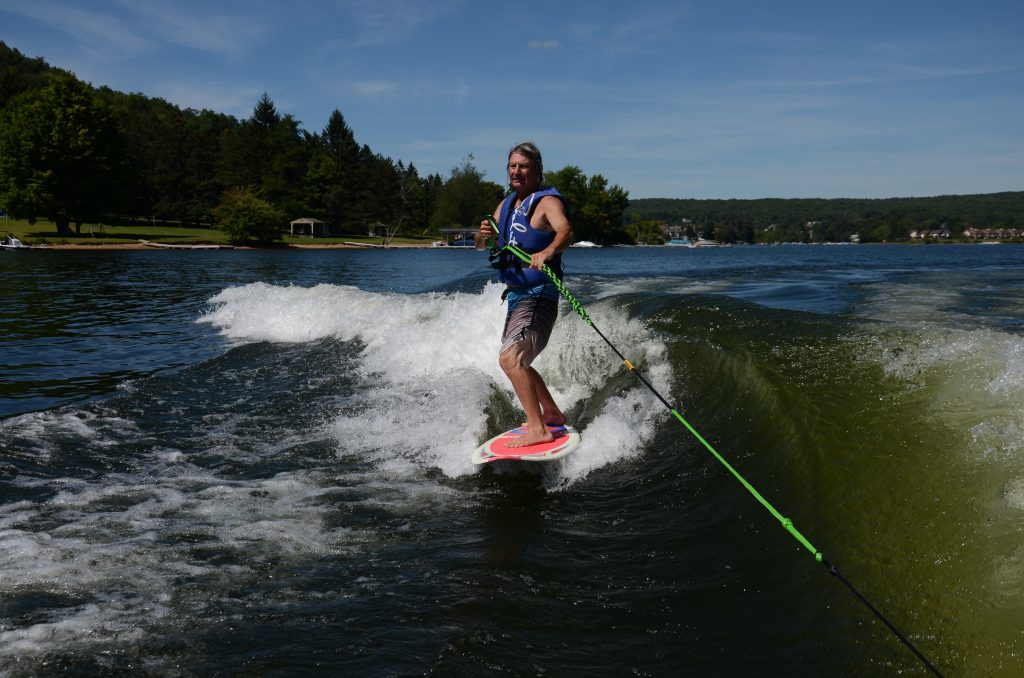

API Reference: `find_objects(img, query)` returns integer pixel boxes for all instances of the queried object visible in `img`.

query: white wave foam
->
[200,281,508,376]
[858,293,1024,462]
[0,282,677,665]
[588,276,729,299]
[0,409,137,460]
[0,459,385,660]
[200,281,674,482]
[857,282,966,327]
[1,388,479,661]
[1005,478,1024,511]
[554,385,666,488]
[547,315,672,488]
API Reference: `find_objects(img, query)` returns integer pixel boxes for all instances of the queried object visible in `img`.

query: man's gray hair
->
[508,142,543,182]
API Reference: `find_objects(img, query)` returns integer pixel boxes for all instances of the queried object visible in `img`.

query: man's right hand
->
[476,218,496,248]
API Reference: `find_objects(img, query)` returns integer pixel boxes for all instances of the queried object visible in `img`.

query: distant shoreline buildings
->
[663,221,1023,244]
[911,228,1022,241]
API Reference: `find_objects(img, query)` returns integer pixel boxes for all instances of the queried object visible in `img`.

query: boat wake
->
[199,281,673,486]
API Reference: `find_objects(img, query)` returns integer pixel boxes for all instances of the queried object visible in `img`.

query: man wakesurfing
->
[477,142,574,448]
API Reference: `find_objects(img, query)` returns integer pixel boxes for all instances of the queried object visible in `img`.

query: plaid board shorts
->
[499,292,558,367]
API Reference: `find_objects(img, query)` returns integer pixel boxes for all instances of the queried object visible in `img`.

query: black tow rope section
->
[823,558,944,676]
[486,218,945,676]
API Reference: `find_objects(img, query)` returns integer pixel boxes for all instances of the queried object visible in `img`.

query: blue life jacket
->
[493,186,565,288]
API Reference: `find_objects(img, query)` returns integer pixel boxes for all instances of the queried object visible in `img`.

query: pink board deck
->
[471,425,581,464]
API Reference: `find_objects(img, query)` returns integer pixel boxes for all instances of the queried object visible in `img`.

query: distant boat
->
[1,234,31,250]
[139,240,235,250]
[689,238,729,248]
[571,240,600,248]
[432,239,475,248]
[666,237,691,246]
[436,228,477,248]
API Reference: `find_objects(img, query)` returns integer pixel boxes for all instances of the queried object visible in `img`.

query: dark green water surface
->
[2,244,1023,676]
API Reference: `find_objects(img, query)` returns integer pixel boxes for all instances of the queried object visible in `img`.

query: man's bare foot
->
[507,426,555,448]
[520,413,567,428]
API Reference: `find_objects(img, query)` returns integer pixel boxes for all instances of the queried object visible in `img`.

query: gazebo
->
[289,217,328,237]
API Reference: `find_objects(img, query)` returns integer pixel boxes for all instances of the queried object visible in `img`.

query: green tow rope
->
[488,220,944,676]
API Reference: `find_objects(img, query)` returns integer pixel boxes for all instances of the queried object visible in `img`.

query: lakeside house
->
[910,229,951,240]
[666,220,692,241]
[963,228,1022,240]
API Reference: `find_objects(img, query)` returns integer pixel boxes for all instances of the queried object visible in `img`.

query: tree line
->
[627,192,1024,244]
[9,41,1013,247]
[0,42,629,244]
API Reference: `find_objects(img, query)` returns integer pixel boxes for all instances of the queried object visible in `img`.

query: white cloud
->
[0,0,270,62]
[568,4,694,55]
[0,0,152,56]
[152,80,264,119]
[337,0,462,46]
[113,0,271,57]
[353,80,401,97]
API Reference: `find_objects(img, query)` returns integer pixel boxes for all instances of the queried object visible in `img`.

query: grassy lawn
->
[1,217,439,247]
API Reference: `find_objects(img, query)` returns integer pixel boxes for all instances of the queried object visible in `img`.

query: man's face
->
[508,153,539,193]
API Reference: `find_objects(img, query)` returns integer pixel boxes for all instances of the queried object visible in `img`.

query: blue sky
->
[2,0,1022,199]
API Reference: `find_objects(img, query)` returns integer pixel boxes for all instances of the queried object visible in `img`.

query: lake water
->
[2,244,1023,676]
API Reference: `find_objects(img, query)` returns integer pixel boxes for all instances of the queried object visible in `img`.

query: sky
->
[1,0,1022,199]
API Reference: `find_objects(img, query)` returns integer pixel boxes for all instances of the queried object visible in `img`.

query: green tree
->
[629,213,666,244]
[106,90,236,225]
[545,166,630,244]
[212,186,285,244]
[348,146,402,231]
[418,172,444,235]
[181,109,238,224]
[304,109,361,230]
[218,93,308,217]
[430,156,503,231]
[714,221,754,244]
[0,41,62,108]
[0,74,124,235]
[393,161,430,235]
[544,165,588,223]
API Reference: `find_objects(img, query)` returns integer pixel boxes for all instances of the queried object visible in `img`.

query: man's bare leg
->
[523,372,567,427]
[500,346,556,448]
[505,366,556,448]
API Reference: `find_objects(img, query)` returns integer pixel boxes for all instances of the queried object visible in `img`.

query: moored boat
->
[689,237,729,248]
[139,240,235,250]
[1,234,31,250]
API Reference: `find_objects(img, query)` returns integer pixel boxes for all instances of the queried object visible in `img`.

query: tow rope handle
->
[484,216,592,326]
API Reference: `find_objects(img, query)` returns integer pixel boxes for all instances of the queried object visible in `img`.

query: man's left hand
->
[529,251,550,271]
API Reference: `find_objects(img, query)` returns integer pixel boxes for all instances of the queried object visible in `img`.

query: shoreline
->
[17,241,1022,251]
[31,242,438,251]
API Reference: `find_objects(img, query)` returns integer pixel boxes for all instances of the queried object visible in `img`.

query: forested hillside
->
[627,193,1024,243]
[0,42,628,243]
[3,41,1016,245]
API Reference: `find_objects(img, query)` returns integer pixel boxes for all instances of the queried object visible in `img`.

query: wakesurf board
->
[471,424,581,464]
